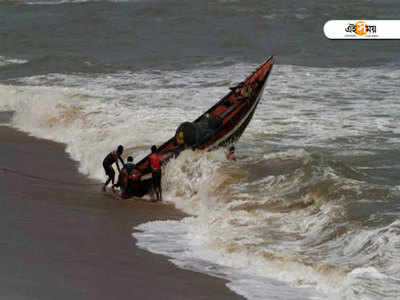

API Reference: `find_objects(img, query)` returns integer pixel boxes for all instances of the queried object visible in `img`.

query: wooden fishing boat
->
[121,56,274,197]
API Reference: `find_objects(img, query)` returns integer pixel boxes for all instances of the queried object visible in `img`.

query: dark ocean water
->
[1,0,400,76]
[1,1,400,299]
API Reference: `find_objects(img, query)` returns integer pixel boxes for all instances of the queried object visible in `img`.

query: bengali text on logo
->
[324,20,400,39]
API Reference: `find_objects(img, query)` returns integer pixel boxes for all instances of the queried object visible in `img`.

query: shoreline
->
[0,125,244,300]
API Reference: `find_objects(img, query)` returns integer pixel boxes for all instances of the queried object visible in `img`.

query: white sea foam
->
[0,56,27,67]
[263,149,311,162]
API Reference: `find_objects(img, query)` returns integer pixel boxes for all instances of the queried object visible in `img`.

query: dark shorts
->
[152,170,161,188]
[103,163,115,179]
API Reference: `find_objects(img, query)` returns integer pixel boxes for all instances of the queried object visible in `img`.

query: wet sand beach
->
[0,125,243,300]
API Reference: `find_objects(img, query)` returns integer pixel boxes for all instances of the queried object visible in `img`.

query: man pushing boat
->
[102,145,124,192]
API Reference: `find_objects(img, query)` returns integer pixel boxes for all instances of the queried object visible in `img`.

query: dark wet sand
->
[0,126,243,300]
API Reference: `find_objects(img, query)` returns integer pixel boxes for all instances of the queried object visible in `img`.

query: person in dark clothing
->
[102,145,124,192]
[149,145,162,201]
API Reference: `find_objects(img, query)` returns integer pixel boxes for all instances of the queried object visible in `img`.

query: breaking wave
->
[0,56,28,67]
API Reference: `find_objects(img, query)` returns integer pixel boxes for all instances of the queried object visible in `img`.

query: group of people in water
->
[102,144,236,201]
[102,144,163,201]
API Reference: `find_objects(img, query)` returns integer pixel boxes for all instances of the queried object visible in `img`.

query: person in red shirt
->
[102,145,124,192]
[149,145,162,201]
[226,145,236,161]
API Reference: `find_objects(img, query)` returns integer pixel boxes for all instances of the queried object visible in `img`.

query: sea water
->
[1,0,400,299]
